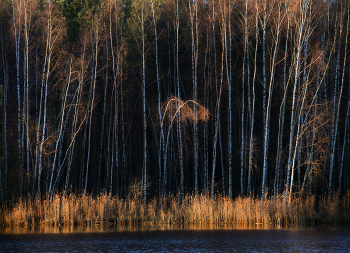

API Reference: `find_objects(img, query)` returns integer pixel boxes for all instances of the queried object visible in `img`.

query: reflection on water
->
[1,224,350,252]
[0,223,281,234]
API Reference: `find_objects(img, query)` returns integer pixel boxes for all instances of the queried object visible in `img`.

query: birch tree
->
[262,0,282,198]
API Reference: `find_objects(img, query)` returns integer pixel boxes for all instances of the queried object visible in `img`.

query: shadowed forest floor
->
[1,191,350,228]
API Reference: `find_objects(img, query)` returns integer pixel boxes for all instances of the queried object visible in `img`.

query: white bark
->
[150,0,164,197]
[190,0,199,195]
[248,0,259,196]
[285,0,310,201]
[211,0,224,197]
[329,5,345,198]
[274,8,289,196]
[227,0,232,198]
[339,3,350,197]
[142,0,147,201]
[49,59,73,197]
[13,0,23,193]
[241,0,248,197]
[262,0,267,142]
[176,0,184,200]
[37,2,53,198]
[262,2,281,198]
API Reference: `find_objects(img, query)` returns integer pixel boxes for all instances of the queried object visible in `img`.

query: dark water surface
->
[1,225,350,252]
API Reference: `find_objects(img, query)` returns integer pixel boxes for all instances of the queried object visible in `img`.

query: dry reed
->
[1,191,350,227]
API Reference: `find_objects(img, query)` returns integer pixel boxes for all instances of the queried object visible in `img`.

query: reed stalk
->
[1,191,349,227]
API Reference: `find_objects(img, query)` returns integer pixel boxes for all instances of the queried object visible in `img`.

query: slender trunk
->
[84,33,98,193]
[227,1,232,198]
[1,22,8,200]
[142,0,147,202]
[98,30,109,195]
[151,0,163,198]
[203,23,210,195]
[24,5,30,191]
[285,1,309,201]
[120,0,126,196]
[248,0,259,196]
[262,3,281,198]
[275,10,289,196]
[329,7,345,199]
[262,0,267,144]
[175,0,184,200]
[211,0,224,197]
[339,3,350,196]
[37,4,52,198]
[13,0,23,194]
[65,54,85,194]
[241,0,248,197]
[163,19,171,195]
[190,0,199,195]
[49,59,73,197]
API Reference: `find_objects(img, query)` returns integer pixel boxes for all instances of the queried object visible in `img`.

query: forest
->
[0,0,350,210]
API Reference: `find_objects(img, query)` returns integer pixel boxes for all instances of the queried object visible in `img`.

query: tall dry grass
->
[1,191,350,227]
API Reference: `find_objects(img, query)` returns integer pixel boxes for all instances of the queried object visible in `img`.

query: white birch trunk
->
[189,0,199,195]
[285,0,313,201]
[13,0,23,193]
[150,0,164,197]
[241,0,248,197]
[142,0,147,202]
[274,10,289,196]
[262,3,281,198]
[338,3,350,197]
[248,0,259,196]
[211,0,224,197]
[175,0,184,200]
[262,0,267,143]
[37,2,53,198]
[227,0,232,197]
[329,8,345,199]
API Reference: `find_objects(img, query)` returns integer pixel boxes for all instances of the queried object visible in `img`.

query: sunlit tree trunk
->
[329,3,345,199]
[262,1,281,198]
[203,22,210,195]
[190,0,199,195]
[339,3,350,197]
[211,0,224,197]
[248,0,259,196]
[262,0,267,146]
[286,0,309,201]
[150,0,164,197]
[13,0,23,194]
[49,58,73,197]
[227,0,233,198]
[23,1,32,191]
[120,0,126,196]
[163,18,171,195]
[274,5,290,196]
[37,1,53,198]
[241,0,248,197]
[175,0,184,200]
[65,53,85,194]
[142,0,147,202]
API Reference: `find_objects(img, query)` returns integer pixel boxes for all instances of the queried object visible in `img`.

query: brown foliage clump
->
[161,95,210,126]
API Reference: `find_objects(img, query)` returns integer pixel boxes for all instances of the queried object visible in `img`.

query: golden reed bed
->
[1,190,350,228]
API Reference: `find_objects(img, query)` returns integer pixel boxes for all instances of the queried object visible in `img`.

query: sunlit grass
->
[1,190,350,227]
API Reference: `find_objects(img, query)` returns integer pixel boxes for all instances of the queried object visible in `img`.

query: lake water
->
[1,224,350,252]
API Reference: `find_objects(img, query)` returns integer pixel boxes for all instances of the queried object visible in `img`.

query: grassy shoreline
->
[1,192,350,228]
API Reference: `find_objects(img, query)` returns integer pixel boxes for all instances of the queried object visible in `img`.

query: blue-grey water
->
[1,225,350,252]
